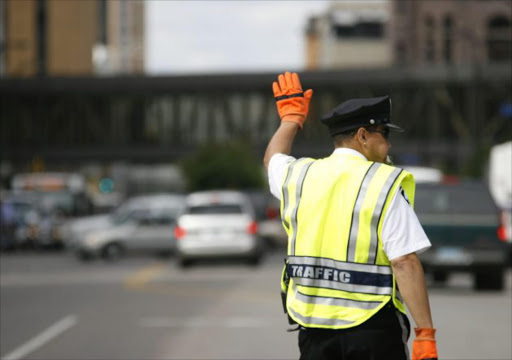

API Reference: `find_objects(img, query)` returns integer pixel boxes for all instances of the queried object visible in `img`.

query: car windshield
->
[111,206,135,223]
[415,184,497,215]
[187,204,243,215]
[112,206,182,225]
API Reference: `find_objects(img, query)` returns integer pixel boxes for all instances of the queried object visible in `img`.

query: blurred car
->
[73,194,185,261]
[10,173,93,248]
[11,173,92,216]
[416,181,508,291]
[488,141,512,262]
[401,166,443,184]
[62,213,113,249]
[244,190,287,248]
[0,194,40,250]
[63,195,161,249]
[174,190,263,267]
[256,194,287,248]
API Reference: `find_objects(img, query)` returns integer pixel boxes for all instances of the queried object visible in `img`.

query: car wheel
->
[178,258,193,268]
[474,268,504,291]
[248,255,261,266]
[432,271,449,284]
[102,243,124,261]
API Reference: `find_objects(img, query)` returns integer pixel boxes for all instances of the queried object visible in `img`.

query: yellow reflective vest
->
[280,152,415,329]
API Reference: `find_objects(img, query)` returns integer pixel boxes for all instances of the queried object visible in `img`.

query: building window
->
[487,16,512,62]
[36,0,47,76]
[333,22,384,39]
[443,16,453,63]
[424,16,436,63]
[98,0,108,45]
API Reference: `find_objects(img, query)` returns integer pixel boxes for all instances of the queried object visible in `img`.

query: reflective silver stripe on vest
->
[288,256,392,275]
[289,160,314,256]
[292,283,381,310]
[294,277,392,295]
[281,160,301,231]
[367,168,402,264]
[347,163,381,262]
[288,307,355,327]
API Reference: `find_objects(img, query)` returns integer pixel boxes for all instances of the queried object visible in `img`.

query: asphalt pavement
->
[1,250,511,360]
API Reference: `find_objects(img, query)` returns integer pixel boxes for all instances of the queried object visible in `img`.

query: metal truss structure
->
[1,66,511,174]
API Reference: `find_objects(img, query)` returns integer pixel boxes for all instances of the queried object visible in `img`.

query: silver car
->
[175,190,262,267]
[74,194,185,261]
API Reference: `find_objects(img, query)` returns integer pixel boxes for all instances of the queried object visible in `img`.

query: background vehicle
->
[0,193,40,250]
[255,194,287,248]
[488,141,512,262]
[10,173,92,248]
[63,195,169,250]
[175,190,262,267]
[244,190,287,248]
[73,194,185,261]
[62,213,113,250]
[416,181,508,291]
[401,166,443,184]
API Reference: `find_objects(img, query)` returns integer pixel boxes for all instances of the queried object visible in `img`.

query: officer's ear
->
[356,127,367,145]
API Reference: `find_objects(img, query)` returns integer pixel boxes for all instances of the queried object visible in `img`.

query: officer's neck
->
[335,139,367,157]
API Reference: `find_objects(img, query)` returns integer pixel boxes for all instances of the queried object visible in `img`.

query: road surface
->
[1,251,511,359]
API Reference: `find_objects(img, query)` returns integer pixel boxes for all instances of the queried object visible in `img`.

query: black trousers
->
[298,302,411,360]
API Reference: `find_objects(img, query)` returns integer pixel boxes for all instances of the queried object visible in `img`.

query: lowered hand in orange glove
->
[412,327,438,360]
[272,72,313,129]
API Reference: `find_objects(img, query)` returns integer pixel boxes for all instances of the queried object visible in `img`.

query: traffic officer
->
[263,72,438,360]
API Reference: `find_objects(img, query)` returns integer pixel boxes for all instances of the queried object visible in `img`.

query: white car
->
[62,213,112,249]
[400,166,443,184]
[175,190,262,267]
[74,194,185,261]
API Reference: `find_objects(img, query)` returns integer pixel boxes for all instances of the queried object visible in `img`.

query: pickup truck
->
[415,181,508,291]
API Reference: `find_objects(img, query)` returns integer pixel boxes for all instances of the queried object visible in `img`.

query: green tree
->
[180,141,265,192]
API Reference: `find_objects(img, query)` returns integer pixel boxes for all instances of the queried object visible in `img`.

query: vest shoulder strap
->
[280,157,315,253]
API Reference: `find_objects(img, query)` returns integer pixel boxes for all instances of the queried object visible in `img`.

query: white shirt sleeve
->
[381,188,432,260]
[268,153,296,200]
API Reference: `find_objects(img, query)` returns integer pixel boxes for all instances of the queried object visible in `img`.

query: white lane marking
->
[1,315,78,360]
[139,317,277,328]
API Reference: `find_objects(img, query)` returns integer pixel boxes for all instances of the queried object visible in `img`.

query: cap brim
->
[384,123,405,132]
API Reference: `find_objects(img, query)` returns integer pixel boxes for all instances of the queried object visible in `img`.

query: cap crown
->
[321,95,394,136]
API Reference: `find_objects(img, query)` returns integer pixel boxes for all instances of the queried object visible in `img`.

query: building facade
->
[390,0,512,66]
[305,1,392,70]
[2,0,144,77]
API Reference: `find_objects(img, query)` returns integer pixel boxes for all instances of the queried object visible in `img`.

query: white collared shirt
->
[267,149,431,260]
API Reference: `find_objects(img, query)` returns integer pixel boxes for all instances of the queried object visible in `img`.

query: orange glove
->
[412,328,438,360]
[272,72,313,129]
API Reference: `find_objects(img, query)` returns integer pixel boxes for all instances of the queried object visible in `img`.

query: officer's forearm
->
[391,253,434,329]
[263,122,300,170]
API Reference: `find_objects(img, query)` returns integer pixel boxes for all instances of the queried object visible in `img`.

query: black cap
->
[320,95,404,136]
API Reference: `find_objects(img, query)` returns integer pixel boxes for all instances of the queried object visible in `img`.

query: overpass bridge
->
[1,65,511,175]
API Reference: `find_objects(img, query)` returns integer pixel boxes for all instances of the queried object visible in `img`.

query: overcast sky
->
[145,1,331,75]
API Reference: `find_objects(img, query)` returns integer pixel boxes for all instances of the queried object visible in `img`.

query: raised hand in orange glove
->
[272,72,313,129]
[412,328,438,360]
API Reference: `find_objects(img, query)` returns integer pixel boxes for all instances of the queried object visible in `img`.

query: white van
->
[488,141,512,244]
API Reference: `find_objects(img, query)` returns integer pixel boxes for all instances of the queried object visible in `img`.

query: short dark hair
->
[333,125,385,146]
[333,129,357,146]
